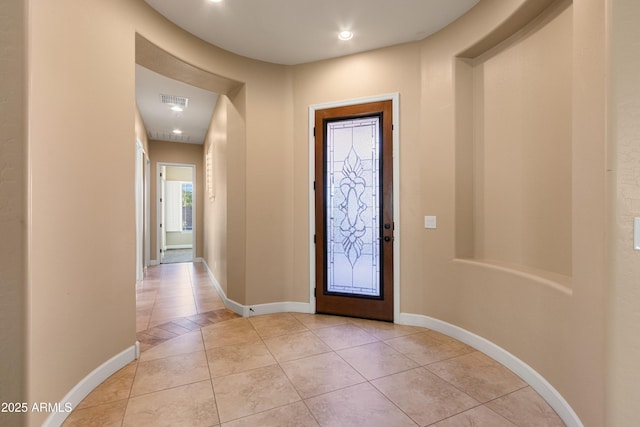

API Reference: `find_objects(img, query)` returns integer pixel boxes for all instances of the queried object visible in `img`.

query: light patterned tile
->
[313,323,378,350]
[263,331,332,362]
[196,298,226,312]
[140,330,204,362]
[201,318,261,349]
[136,313,151,332]
[206,341,276,377]
[337,341,418,380]
[221,401,318,427]
[348,317,421,340]
[280,352,365,398]
[292,313,350,330]
[433,405,516,427]
[385,331,474,365]
[305,382,417,427]
[153,294,196,308]
[130,351,210,396]
[150,303,198,323]
[76,362,137,409]
[486,387,565,426]
[372,367,479,426]
[123,381,218,427]
[212,365,300,423]
[425,351,527,403]
[62,400,127,427]
[248,313,308,339]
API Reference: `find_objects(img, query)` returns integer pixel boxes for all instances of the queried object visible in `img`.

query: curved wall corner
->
[415,0,606,424]
[398,312,583,426]
[42,346,137,427]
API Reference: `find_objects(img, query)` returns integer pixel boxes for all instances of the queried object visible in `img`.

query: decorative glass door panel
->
[326,117,381,297]
[315,100,394,322]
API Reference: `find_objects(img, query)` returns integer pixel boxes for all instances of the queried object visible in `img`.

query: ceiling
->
[135,65,218,145]
[136,0,480,144]
[145,0,480,65]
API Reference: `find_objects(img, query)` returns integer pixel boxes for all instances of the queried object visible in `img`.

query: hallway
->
[62,263,564,426]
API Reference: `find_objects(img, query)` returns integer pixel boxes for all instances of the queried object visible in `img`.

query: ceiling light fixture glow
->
[171,105,183,112]
[172,129,183,134]
[209,0,223,3]
[338,30,353,41]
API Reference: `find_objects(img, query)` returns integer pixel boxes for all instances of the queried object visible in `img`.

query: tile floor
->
[161,249,194,264]
[63,263,565,426]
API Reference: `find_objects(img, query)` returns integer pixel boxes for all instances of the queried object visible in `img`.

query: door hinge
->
[313,127,316,136]
[160,223,162,228]
[314,288,316,297]
[160,197,163,203]
[313,235,316,244]
[313,181,316,191]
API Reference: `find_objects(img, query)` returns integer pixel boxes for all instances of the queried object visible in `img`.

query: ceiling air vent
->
[160,94,189,108]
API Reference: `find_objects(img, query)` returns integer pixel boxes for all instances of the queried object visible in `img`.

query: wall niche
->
[455,0,573,286]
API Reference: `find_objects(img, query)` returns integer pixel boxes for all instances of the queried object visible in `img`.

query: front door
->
[315,100,394,321]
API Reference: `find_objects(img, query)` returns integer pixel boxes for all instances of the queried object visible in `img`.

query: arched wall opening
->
[135,34,248,303]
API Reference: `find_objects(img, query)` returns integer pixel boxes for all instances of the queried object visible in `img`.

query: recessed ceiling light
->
[338,30,353,41]
[171,105,183,112]
[209,0,222,3]
[172,129,183,134]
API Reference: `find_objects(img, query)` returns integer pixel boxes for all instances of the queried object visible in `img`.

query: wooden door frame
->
[308,93,400,321]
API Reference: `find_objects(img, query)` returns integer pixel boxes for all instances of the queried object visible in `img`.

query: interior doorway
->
[135,139,150,280]
[157,163,196,264]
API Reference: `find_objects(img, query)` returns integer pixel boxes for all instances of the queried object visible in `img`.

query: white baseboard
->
[396,313,583,427]
[43,344,137,427]
[166,244,193,250]
[200,260,313,317]
[245,301,314,317]
[148,259,159,266]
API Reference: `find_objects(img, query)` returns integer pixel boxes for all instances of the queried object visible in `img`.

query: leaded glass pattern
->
[326,117,381,297]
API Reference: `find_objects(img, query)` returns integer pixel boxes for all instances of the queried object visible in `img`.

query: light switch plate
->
[424,216,437,229]
[634,218,640,251]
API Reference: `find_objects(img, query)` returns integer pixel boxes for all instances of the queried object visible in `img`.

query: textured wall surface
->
[0,0,25,425]
[606,0,640,424]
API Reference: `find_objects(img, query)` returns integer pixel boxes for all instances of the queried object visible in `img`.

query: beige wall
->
[203,97,229,294]
[26,1,138,425]
[166,232,192,247]
[466,3,572,277]
[17,0,638,425]
[606,0,640,424]
[202,92,247,302]
[0,0,26,426]
[225,91,248,303]
[148,140,203,259]
[412,0,605,423]
[291,0,605,424]
[166,165,193,182]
